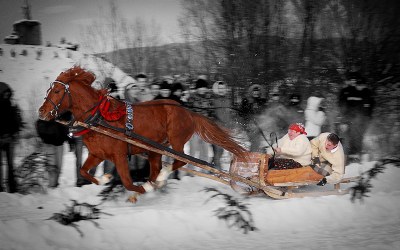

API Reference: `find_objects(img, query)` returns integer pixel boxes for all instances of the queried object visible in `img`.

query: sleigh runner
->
[68,120,359,200]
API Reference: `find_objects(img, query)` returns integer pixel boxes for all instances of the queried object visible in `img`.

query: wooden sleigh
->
[66,120,360,200]
[229,153,360,199]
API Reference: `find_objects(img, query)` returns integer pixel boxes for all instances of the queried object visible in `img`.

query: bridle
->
[44,80,72,118]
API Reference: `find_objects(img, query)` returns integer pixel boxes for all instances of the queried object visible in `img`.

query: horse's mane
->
[56,66,96,86]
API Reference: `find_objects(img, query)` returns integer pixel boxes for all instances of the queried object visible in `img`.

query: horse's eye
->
[54,90,60,94]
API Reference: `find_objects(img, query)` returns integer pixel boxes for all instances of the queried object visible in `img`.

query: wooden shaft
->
[70,120,285,196]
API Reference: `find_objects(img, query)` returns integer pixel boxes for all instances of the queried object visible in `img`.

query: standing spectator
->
[286,94,304,124]
[58,111,95,187]
[104,77,121,99]
[187,79,214,166]
[211,81,233,169]
[170,82,185,105]
[0,82,23,192]
[10,49,16,58]
[20,49,28,56]
[154,81,172,100]
[36,48,42,60]
[149,81,161,100]
[35,119,69,188]
[153,81,180,179]
[239,84,267,151]
[168,81,186,179]
[338,72,375,157]
[135,73,153,102]
[124,82,141,103]
[305,96,327,140]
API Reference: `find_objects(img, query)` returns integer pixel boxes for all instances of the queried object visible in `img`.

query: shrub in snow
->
[14,150,49,194]
[351,157,400,202]
[48,199,111,237]
[204,187,258,234]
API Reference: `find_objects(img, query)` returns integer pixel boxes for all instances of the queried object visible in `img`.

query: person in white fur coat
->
[305,96,326,140]
[267,123,312,169]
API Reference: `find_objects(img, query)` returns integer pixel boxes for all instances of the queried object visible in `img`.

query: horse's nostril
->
[38,108,46,118]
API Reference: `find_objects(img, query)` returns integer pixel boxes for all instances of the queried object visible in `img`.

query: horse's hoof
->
[127,194,139,203]
[95,174,113,185]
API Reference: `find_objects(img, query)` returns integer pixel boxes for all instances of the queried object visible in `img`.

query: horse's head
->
[38,66,96,121]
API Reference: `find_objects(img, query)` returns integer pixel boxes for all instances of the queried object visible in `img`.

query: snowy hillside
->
[0,44,134,127]
[0,43,400,250]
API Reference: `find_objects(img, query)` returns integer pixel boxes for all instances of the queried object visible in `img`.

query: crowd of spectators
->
[0,69,375,192]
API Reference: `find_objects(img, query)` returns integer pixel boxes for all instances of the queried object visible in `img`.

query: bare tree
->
[327,0,400,83]
[80,0,162,82]
[180,0,289,90]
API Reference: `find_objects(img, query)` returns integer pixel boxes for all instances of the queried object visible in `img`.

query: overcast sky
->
[0,0,183,46]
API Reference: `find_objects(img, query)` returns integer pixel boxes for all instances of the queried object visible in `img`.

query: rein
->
[252,119,278,152]
[44,80,127,136]
[44,80,72,118]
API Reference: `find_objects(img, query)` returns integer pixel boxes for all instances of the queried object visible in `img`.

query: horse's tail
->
[191,112,249,161]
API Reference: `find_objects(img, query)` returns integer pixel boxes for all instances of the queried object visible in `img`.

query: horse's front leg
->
[80,154,103,185]
[113,154,146,203]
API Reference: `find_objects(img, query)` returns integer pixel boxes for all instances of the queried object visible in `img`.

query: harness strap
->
[93,119,216,168]
[71,96,107,136]
[125,102,134,160]
[71,95,128,137]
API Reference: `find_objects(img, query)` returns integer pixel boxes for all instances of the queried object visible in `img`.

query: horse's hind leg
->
[80,154,103,185]
[147,152,162,182]
[155,142,187,185]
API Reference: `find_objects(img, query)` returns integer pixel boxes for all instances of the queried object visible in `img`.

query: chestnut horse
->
[38,66,248,201]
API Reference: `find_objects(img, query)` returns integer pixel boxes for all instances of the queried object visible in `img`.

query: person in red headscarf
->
[266,123,312,170]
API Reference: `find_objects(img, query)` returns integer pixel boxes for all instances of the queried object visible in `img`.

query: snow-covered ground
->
[1,44,400,250]
[0,151,399,250]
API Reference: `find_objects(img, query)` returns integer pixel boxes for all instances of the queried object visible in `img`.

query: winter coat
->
[240,97,267,117]
[36,119,69,146]
[239,84,267,119]
[339,85,375,120]
[212,94,233,127]
[305,96,326,137]
[170,94,184,105]
[186,92,214,118]
[0,82,23,140]
[267,133,312,166]
[310,132,345,184]
[170,82,185,105]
